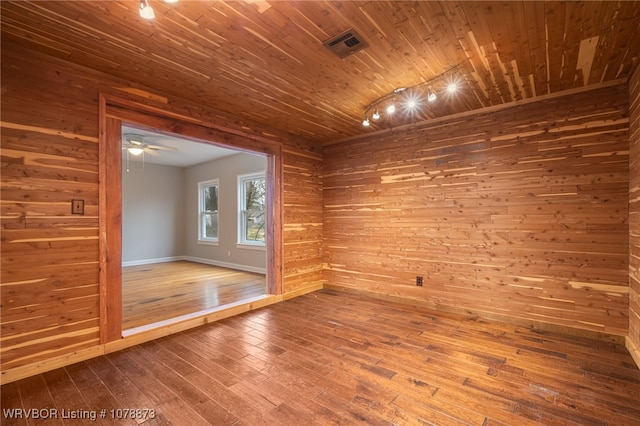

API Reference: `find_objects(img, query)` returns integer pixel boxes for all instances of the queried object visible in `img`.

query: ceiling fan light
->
[128,147,144,156]
[139,0,155,19]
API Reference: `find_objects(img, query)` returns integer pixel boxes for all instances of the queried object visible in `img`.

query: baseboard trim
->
[122,256,185,267]
[283,282,324,300]
[323,284,627,345]
[122,256,267,275]
[184,256,266,275]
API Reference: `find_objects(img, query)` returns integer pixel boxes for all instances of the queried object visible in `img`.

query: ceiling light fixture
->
[139,0,155,19]
[128,147,144,156]
[361,62,465,127]
[138,0,179,19]
[386,103,396,115]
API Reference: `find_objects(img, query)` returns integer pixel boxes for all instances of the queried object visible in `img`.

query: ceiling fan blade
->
[123,134,145,144]
[143,148,159,156]
[146,143,177,151]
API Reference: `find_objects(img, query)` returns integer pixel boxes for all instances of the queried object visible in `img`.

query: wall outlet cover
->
[71,199,85,215]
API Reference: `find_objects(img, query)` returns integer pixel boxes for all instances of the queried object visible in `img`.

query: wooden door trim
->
[98,93,284,344]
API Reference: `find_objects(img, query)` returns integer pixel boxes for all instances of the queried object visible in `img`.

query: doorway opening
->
[120,125,268,331]
[99,93,283,344]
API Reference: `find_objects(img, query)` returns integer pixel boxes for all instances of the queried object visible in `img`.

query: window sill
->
[236,243,266,251]
[198,240,219,246]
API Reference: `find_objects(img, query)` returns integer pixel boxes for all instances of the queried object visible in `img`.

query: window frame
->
[237,172,266,248]
[197,178,219,245]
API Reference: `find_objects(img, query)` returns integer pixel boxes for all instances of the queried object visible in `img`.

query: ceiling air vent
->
[323,29,368,59]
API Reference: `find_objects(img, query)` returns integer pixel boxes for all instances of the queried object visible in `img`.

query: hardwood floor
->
[122,261,266,330]
[3,289,640,425]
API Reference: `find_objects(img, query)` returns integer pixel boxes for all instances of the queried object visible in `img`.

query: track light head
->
[139,0,155,19]
[386,104,396,114]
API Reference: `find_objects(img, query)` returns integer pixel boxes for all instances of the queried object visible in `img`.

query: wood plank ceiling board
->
[1,1,639,145]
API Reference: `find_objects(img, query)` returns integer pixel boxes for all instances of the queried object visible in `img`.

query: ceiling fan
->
[122,133,177,156]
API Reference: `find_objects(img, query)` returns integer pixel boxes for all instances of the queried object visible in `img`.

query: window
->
[198,179,219,244]
[238,172,266,246]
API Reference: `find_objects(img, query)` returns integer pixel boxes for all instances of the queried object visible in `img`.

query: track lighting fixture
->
[361,63,465,127]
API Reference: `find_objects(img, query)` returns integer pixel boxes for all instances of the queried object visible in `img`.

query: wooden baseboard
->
[323,284,627,345]
[283,282,324,300]
[627,336,640,370]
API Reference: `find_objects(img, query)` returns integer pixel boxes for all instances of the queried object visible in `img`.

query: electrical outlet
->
[71,199,84,215]
[416,276,423,286]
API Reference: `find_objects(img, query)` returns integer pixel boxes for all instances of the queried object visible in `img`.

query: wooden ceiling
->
[2,1,640,144]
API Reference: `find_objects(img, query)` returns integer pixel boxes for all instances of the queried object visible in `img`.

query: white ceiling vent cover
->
[323,29,368,59]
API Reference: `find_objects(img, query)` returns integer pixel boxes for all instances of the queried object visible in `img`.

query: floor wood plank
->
[2,289,640,425]
[122,261,266,330]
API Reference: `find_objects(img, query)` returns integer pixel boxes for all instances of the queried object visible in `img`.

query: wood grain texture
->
[1,1,639,143]
[629,64,640,366]
[1,42,323,377]
[323,83,630,337]
[2,289,640,425]
[2,1,639,383]
[100,116,122,344]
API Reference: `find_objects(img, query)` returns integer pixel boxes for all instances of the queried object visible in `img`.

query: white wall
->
[184,152,267,272]
[122,162,185,264]
[122,152,266,272]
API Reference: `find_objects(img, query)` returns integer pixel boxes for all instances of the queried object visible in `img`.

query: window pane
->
[198,179,219,243]
[244,178,265,211]
[243,210,265,242]
[204,212,218,239]
[241,177,267,243]
[204,186,218,211]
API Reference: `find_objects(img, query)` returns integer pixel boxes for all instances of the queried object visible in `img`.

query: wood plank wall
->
[323,83,630,337]
[0,43,323,377]
[283,147,324,297]
[630,65,640,364]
